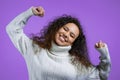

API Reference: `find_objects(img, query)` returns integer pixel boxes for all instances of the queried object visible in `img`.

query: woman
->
[6,6,111,80]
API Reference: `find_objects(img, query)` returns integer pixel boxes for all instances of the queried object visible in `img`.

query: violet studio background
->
[0,0,120,80]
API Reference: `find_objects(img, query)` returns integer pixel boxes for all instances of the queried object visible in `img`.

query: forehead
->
[64,23,80,35]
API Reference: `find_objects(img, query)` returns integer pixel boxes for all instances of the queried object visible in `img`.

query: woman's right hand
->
[32,6,45,17]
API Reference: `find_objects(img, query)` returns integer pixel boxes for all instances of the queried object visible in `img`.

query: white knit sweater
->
[6,7,111,80]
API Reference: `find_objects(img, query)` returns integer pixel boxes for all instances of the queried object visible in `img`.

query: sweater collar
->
[49,42,71,57]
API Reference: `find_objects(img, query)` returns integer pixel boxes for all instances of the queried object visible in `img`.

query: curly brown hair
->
[32,15,92,67]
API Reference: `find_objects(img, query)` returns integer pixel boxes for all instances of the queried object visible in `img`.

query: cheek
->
[69,37,78,44]
[68,38,75,44]
[54,33,59,41]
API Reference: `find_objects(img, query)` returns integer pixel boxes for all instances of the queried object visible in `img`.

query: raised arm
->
[6,6,45,56]
[87,41,111,80]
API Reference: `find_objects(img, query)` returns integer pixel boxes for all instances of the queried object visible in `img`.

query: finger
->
[41,8,45,16]
[96,41,102,48]
[101,42,105,47]
[98,40,105,48]
[41,7,45,16]
[37,7,45,17]
[95,43,99,48]
[33,7,40,15]
[98,41,102,48]
[38,11,44,17]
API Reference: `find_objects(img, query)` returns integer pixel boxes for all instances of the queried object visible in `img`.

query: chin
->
[55,40,71,47]
[55,39,64,46]
[55,41,63,46]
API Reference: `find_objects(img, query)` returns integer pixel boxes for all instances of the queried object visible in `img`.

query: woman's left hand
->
[95,40,105,48]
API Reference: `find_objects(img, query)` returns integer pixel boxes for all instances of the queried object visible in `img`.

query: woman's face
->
[55,23,80,46]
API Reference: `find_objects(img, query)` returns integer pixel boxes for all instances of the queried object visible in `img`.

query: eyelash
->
[63,27,75,38]
[64,27,68,31]
[70,34,75,38]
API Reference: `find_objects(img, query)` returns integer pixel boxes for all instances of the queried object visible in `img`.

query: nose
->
[64,34,67,38]
[63,32,69,41]
[64,32,69,38]
[65,32,69,37]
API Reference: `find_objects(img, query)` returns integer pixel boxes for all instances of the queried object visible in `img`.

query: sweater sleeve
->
[87,44,111,80]
[6,7,36,56]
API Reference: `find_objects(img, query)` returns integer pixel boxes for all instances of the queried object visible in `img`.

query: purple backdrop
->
[0,0,120,80]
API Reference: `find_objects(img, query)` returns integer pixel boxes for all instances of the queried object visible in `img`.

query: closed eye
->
[63,26,69,31]
[70,33,75,38]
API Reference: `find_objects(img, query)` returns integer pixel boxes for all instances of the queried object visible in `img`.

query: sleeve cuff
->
[96,44,110,59]
[24,7,34,17]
